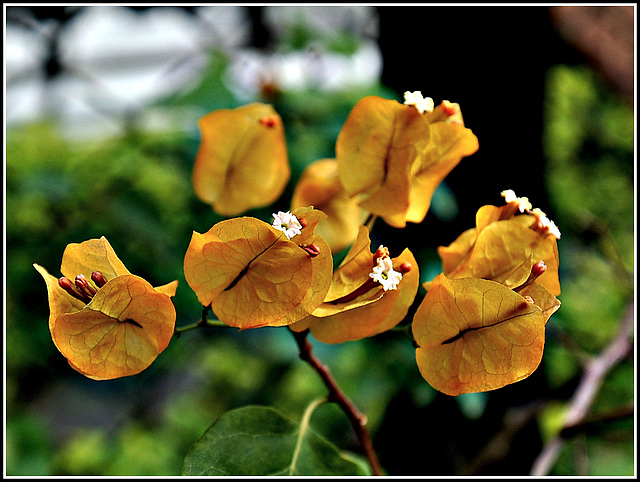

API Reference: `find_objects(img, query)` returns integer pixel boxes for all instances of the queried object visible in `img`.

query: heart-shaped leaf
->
[182,405,366,476]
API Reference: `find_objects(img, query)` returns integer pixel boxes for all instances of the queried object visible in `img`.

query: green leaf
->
[182,405,365,476]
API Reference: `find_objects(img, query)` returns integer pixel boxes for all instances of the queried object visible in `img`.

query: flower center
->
[272,211,303,239]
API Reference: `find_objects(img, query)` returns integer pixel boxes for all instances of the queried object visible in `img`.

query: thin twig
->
[174,304,228,337]
[289,328,384,476]
[530,301,634,475]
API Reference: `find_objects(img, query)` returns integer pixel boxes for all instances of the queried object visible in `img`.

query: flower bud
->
[300,243,321,258]
[398,262,412,275]
[372,245,391,264]
[58,277,92,303]
[91,271,108,287]
[75,274,97,298]
[259,115,277,128]
[514,260,548,293]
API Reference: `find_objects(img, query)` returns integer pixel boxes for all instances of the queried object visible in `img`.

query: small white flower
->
[272,211,303,239]
[501,189,532,212]
[403,90,434,114]
[369,253,403,291]
[530,208,562,239]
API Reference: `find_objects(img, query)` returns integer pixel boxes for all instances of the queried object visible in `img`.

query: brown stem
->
[289,328,384,476]
[199,303,212,327]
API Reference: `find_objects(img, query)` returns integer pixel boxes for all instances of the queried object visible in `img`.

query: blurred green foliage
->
[539,64,634,475]
[5,39,634,477]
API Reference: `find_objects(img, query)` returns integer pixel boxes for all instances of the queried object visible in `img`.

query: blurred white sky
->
[5,5,382,139]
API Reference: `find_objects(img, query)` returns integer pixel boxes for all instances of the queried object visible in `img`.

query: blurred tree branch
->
[530,301,634,475]
[549,6,634,100]
[461,400,545,475]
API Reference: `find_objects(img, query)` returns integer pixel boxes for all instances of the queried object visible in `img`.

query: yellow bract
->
[435,204,561,296]
[183,207,333,329]
[34,237,178,380]
[413,274,559,396]
[336,96,478,228]
[414,194,562,395]
[291,158,368,254]
[192,103,290,216]
[291,226,419,343]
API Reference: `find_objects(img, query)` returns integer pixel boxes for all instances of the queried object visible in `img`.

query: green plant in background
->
[5,47,634,477]
[532,64,635,476]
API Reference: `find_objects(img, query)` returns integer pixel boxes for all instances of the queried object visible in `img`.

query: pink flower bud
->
[300,244,321,258]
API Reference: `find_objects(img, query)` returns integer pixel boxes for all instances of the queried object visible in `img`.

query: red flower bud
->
[75,274,97,298]
[91,271,108,287]
[58,277,92,303]
[258,115,277,128]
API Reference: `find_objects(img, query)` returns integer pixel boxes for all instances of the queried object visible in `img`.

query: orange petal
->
[61,236,131,281]
[437,227,477,276]
[295,246,420,344]
[34,263,85,352]
[518,282,561,324]
[444,217,561,296]
[401,122,479,226]
[336,95,478,228]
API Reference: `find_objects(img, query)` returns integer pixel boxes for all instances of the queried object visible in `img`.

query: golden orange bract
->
[183,207,333,330]
[412,274,560,396]
[34,237,178,380]
[435,195,561,296]
[291,226,419,343]
[291,158,368,254]
[192,103,290,216]
[335,95,478,228]
[414,191,562,395]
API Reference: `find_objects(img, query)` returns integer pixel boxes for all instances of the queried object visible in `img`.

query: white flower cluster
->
[501,189,561,239]
[272,211,303,239]
[369,250,403,291]
[501,189,533,213]
[530,208,562,240]
[403,91,434,114]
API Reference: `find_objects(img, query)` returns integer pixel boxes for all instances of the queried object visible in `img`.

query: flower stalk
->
[289,328,384,476]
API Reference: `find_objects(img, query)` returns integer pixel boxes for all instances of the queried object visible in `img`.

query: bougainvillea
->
[34,237,177,380]
[413,190,562,395]
[183,207,333,329]
[291,226,419,343]
[192,103,290,216]
[35,90,561,476]
[291,158,367,254]
[335,93,479,228]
